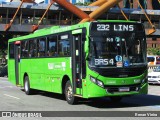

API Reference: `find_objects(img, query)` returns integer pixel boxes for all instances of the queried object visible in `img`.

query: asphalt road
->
[0,77,160,119]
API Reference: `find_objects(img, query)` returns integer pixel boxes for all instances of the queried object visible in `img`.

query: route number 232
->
[97,24,110,31]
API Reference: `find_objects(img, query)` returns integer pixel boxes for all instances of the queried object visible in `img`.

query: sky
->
[35,0,45,3]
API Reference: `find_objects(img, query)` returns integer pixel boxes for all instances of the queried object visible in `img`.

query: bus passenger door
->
[14,41,20,85]
[72,33,86,96]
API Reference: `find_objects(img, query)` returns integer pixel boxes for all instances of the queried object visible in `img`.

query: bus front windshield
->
[88,33,146,68]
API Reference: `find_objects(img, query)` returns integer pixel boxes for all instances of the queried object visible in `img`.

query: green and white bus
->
[8,20,148,104]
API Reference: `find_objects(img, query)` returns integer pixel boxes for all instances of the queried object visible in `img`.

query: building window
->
[124,0,133,8]
[152,37,157,41]
[152,43,157,48]
[123,0,147,9]
[152,0,160,10]
[138,0,147,9]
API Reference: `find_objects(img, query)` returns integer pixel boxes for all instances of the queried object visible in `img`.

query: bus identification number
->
[97,24,110,31]
[95,59,114,65]
[97,24,134,31]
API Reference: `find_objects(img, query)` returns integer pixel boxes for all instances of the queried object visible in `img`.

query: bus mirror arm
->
[86,56,90,61]
[82,33,86,41]
[86,53,91,61]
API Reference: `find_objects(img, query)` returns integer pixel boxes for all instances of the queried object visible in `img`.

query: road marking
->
[0,80,8,82]
[0,77,8,80]
[150,105,160,109]
[4,94,20,100]
[0,86,14,89]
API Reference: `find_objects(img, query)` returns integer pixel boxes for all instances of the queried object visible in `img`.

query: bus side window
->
[29,39,37,58]
[21,41,29,58]
[58,39,70,56]
[9,43,15,59]
[38,38,46,57]
[48,36,57,57]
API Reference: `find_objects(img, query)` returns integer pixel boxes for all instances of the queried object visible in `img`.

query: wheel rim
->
[25,80,28,92]
[66,85,73,100]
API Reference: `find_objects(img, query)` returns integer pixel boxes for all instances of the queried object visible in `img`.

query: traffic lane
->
[0,78,71,111]
[0,77,160,111]
[86,84,160,110]
[86,94,160,110]
[148,84,160,96]
[0,77,160,110]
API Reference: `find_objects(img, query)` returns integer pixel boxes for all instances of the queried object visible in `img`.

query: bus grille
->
[105,84,141,93]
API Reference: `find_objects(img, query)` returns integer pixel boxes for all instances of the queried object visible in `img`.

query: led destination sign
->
[97,24,134,31]
[90,22,143,32]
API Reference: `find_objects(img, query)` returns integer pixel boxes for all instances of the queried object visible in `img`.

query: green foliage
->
[74,2,92,6]
[147,47,160,55]
[0,50,7,58]
[83,2,92,6]
[74,2,83,6]
[0,34,13,58]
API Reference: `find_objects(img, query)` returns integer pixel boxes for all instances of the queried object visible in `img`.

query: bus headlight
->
[141,76,148,85]
[90,76,96,83]
[90,75,104,88]
[142,79,145,84]
[97,80,104,88]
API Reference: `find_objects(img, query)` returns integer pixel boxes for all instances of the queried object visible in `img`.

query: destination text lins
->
[97,24,134,31]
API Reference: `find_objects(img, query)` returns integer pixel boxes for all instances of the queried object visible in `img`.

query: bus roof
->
[8,20,139,43]
[8,22,89,42]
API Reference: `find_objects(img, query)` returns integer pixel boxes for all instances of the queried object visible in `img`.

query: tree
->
[0,33,13,57]
[147,47,160,55]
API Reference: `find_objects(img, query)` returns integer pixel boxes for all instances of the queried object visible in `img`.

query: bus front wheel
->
[65,81,77,105]
[24,76,33,95]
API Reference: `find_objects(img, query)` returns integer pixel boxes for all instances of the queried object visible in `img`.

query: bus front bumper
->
[85,82,148,98]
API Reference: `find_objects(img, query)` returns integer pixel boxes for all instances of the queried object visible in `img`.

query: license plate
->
[119,87,129,92]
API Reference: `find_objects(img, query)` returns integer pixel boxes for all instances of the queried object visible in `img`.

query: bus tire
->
[65,80,77,105]
[24,76,33,95]
[110,96,122,102]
